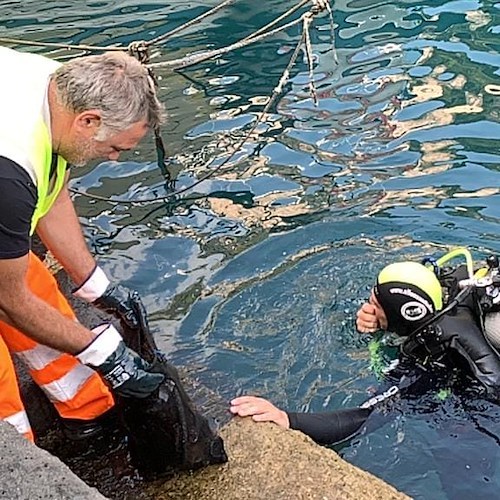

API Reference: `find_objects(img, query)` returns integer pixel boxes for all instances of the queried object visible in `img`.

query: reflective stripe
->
[4,410,31,435]
[40,364,95,403]
[16,344,62,371]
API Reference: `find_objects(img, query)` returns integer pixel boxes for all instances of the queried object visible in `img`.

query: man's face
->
[63,120,149,166]
[369,290,388,330]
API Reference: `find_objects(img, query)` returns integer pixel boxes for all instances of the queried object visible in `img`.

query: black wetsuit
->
[285,266,500,445]
[287,407,372,445]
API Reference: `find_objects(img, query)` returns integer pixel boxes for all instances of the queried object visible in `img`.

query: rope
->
[148,0,331,70]
[145,0,237,47]
[302,12,318,105]
[147,15,306,69]
[323,0,339,64]
[0,0,331,73]
[0,0,326,57]
[1,0,333,205]
[0,37,123,52]
[238,0,311,44]
[70,20,311,205]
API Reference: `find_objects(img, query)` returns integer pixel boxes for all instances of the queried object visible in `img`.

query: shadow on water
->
[2,0,500,498]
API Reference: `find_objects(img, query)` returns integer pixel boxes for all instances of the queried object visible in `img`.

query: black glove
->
[72,265,144,330]
[96,341,164,398]
[77,325,164,398]
[94,285,143,330]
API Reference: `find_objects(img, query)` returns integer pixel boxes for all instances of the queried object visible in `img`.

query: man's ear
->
[74,110,101,135]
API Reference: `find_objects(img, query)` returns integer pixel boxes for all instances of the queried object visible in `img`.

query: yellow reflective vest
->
[0,46,67,234]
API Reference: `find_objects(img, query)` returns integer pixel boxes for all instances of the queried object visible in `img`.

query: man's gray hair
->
[53,51,164,139]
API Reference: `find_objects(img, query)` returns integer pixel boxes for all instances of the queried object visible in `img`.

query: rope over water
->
[0,0,334,205]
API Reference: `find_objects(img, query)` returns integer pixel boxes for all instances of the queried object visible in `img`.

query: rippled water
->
[2,1,500,498]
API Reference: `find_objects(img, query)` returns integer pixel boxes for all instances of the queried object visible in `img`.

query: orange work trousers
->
[0,252,115,441]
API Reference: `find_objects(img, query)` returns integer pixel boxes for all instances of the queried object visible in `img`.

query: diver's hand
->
[77,324,164,398]
[356,302,379,333]
[230,396,290,429]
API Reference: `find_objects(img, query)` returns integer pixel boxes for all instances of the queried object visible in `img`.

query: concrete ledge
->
[0,421,107,500]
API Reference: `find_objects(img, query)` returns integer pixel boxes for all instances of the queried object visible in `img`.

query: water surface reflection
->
[1,1,500,498]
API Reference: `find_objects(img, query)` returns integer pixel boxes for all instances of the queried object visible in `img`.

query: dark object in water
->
[119,292,228,477]
[122,352,227,476]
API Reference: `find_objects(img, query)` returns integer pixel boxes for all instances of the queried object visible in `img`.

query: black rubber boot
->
[59,408,119,441]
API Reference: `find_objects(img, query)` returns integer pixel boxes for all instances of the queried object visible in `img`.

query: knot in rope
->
[128,41,150,64]
[311,0,330,14]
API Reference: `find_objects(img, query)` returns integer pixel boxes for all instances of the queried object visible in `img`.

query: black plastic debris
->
[118,292,228,478]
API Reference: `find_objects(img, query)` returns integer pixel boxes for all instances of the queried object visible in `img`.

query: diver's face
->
[369,290,388,330]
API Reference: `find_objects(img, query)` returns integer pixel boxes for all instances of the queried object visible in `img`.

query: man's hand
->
[356,302,380,333]
[94,284,143,330]
[77,324,164,398]
[230,396,290,429]
[73,266,143,329]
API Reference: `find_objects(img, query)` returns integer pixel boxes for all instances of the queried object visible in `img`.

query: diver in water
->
[230,249,500,445]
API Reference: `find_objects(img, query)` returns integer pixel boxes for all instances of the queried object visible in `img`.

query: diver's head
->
[373,261,443,336]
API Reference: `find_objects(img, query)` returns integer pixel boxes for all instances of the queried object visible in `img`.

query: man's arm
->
[0,254,94,353]
[230,395,370,445]
[36,183,143,330]
[0,157,162,396]
[36,183,96,286]
[0,253,164,397]
[287,408,370,445]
